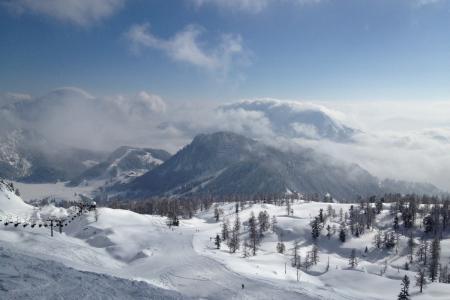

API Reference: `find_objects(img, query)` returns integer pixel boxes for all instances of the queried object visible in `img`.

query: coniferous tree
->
[339,208,344,223]
[258,211,270,236]
[415,268,427,293]
[311,217,321,241]
[407,233,415,263]
[375,200,383,214]
[292,240,300,267]
[384,231,396,249]
[326,224,332,239]
[215,234,221,249]
[429,237,440,282]
[393,215,399,232]
[271,215,278,231]
[286,200,291,216]
[248,212,258,256]
[227,220,240,253]
[373,230,381,250]
[276,242,286,253]
[242,239,250,258]
[234,214,241,233]
[311,244,319,265]
[416,239,428,265]
[349,249,357,268]
[398,275,410,300]
[423,215,434,234]
[303,252,312,270]
[319,209,324,223]
[221,219,230,241]
[214,207,220,222]
[339,226,346,243]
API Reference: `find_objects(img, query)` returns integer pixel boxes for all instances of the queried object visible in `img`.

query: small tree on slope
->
[339,227,346,243]
[415,268,427,293]
[248,212,258,256]
[215,234,221,249]
[429,237,440,282]
[349,249,357,269]
[398,275,410,300]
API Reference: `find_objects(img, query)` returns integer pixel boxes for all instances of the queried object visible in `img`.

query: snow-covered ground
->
[1,183,450,299]
[13,181,99,204]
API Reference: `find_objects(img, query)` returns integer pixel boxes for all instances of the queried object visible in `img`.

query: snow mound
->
[0,245,187,300]
[0,180,34,218]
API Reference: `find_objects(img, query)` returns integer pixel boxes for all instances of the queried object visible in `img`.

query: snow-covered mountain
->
[118,132,380,200]
[220,99,357,142]
[69,146,171,186]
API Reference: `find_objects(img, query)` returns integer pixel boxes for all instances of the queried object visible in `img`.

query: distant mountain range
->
[0,90,444,199]
[0,129,170,185]
[106,132,347,199]
[110,132,443,200]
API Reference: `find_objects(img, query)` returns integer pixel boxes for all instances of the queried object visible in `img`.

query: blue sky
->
[1,0,450,103]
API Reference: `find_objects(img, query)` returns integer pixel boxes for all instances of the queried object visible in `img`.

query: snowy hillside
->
[0,180,34,217]
[0,246,186,300]
[2,179,450,299]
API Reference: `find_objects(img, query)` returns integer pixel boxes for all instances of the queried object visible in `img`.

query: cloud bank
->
[3,88,450,190]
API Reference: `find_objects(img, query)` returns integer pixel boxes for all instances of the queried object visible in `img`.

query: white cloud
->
[125,23,246,72]
[3,0,125,27]
[414,0,444,6]
[192,0,271,13]
[171,98,450,191]
[190,0,322,13]
[5,87,172,151]
[111,91,167,119]
[7,87,450,190]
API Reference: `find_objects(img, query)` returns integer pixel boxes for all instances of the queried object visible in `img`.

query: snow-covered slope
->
[0,246,186,300]
[2,183,450,299]
[0,180,34,218]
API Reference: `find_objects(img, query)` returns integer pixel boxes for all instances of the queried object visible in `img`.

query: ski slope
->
[2,183,450,299]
